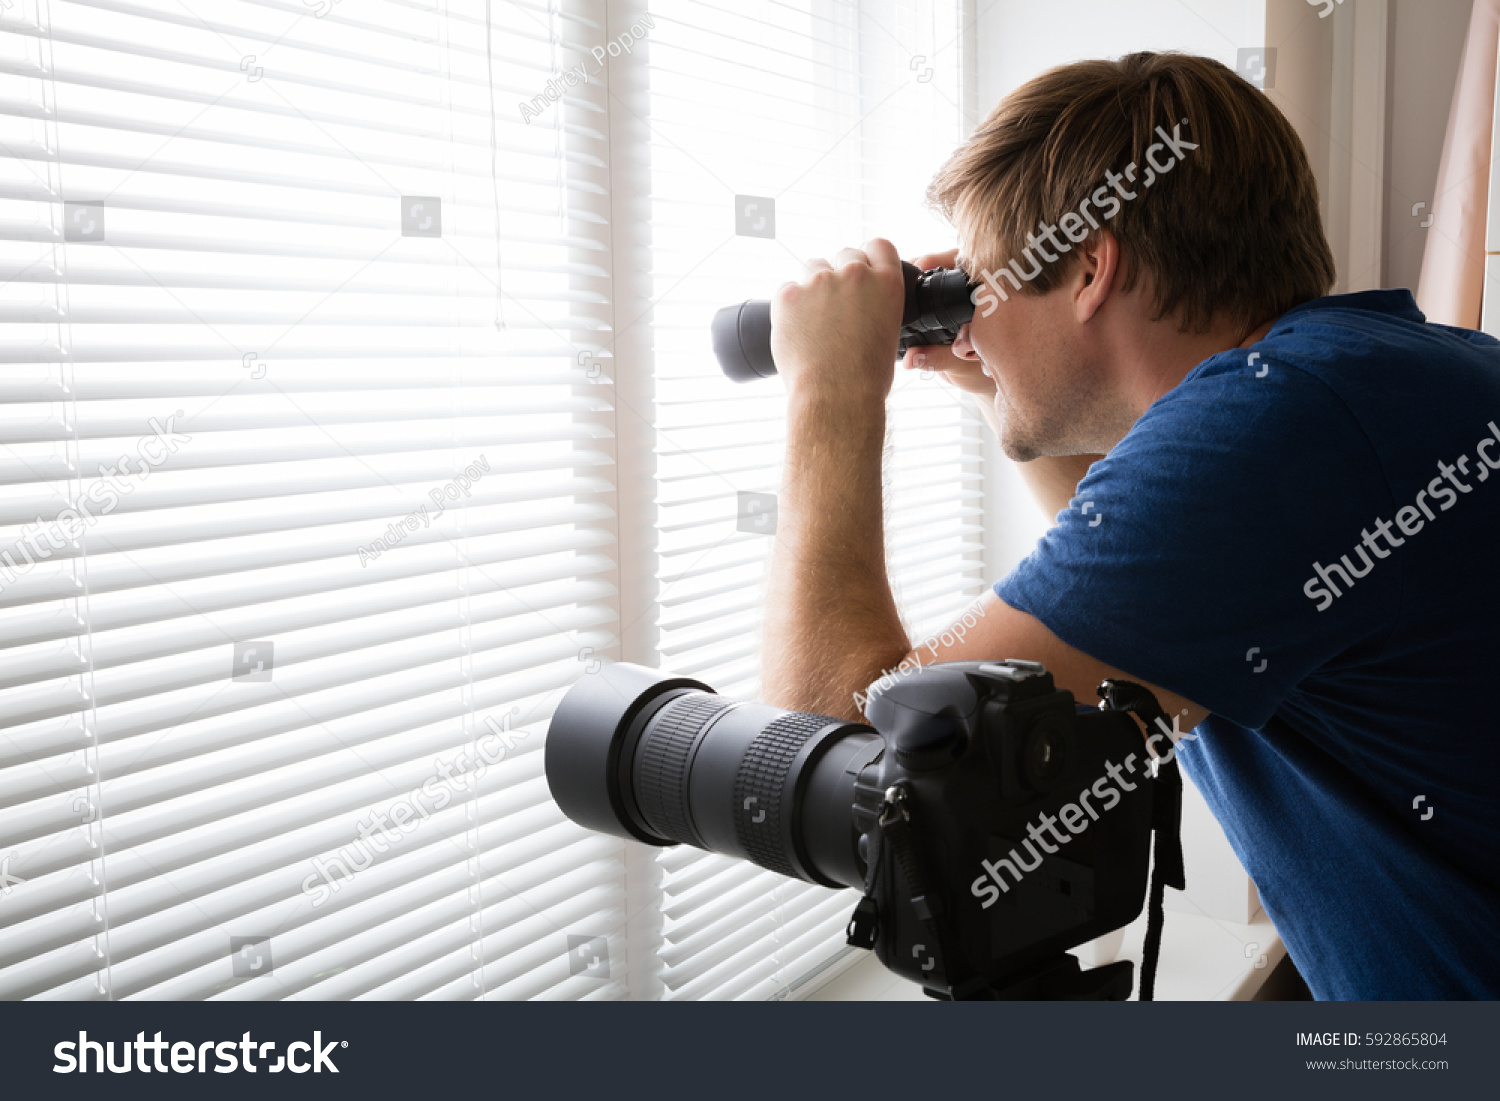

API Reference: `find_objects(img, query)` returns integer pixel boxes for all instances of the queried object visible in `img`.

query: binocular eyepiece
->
[710,261,976,382]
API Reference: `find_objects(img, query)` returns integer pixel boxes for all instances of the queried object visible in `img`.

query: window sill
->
[803,905,1286,1001]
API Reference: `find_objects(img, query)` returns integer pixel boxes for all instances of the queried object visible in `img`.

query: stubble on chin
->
[1002,439,1042,463]
[1003,383,1126,461]
[990,391,1047,463]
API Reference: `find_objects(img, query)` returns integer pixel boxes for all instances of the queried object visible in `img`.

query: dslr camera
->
[546,659,1184,1000]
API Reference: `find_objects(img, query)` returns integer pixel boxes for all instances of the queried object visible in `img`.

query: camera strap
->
[844,780,886,951]
[1098,679,1187,1002]
[846,784,962,986]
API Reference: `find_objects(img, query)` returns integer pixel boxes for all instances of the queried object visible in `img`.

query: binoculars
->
[710,261,975,381]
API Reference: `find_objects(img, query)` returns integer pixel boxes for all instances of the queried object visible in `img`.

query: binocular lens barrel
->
[711,300,776,382]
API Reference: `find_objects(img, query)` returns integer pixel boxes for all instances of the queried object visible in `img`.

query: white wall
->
[974,0,1267,115]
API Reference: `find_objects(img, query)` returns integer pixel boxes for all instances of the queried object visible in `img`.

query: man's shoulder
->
[1246,289,1500,390]
[1118,342,1364,473]
[1128,292,1500,471]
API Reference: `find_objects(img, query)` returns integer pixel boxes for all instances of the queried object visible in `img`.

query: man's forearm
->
[760,391,908,718]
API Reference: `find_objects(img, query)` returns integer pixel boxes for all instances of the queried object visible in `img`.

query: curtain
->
[1417,0,1500,327]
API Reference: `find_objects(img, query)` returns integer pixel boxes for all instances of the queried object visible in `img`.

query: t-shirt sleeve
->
[994,354,1397,728]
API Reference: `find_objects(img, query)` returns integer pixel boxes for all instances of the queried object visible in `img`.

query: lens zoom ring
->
[635,694,731,845]
[732,711,833,878]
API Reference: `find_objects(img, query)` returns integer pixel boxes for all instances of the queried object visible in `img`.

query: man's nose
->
[951,323,979,360]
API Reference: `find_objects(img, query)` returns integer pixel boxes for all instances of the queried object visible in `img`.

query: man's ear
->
[1073,228,1119,324]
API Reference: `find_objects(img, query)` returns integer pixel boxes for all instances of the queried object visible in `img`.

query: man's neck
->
[1120,312,1278,419]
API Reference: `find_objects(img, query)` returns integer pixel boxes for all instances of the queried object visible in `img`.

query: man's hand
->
[770,238,906,407]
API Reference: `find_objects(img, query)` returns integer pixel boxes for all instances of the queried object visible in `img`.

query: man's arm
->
[760,382,907,718]
[910,591,1208,733]
[759,239,1207,733]
[759,241,908,717]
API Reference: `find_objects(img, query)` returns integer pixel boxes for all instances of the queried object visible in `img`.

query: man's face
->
[951,261,1134,462]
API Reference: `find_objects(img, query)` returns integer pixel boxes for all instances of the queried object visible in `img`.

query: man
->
[759,52,1500,999]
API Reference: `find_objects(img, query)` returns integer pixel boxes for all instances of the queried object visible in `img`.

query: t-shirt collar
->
[1274,288,1425,327]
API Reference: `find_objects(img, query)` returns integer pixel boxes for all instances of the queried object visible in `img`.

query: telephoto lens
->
[544,662,880,888]
[710,261,975,381]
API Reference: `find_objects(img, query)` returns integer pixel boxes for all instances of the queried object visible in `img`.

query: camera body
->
[545,658,1171,1001]
[849,660,1154,999]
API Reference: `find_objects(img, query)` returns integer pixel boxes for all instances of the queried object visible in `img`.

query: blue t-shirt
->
[995,289,1500,1000]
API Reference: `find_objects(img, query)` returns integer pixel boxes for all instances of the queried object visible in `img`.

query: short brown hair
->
[927,52,1335,333]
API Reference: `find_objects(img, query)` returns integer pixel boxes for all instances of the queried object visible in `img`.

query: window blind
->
[0,0,631,1000]
[0,0,980,1002]
[639,0,982,1000]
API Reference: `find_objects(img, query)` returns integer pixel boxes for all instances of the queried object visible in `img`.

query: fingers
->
[911,247,960,271]
[832,246,868,270]
[901,342,967,372]
[814,243,957,278]
[901,349,996,396]
[863,237,902,271]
